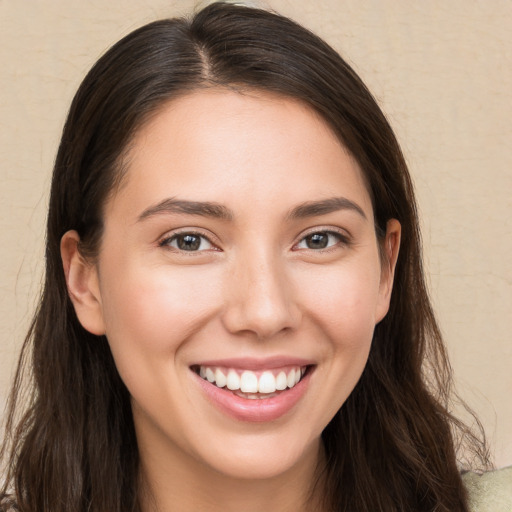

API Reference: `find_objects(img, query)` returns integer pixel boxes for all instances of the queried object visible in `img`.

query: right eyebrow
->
[137,198,234,222]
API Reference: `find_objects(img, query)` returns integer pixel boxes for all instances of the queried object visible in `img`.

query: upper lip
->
[191,356,315,371]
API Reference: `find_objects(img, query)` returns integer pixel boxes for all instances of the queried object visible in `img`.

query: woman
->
[0,2,491,511]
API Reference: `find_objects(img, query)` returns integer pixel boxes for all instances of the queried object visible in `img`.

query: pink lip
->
[192,366,314,423]
[192,356,314,371]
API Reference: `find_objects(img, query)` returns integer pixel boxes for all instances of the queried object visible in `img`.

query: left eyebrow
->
[137,198,234,222]
[287,197,367,220]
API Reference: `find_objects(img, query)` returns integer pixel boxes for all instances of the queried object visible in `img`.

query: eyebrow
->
[287,197,367,220]
[138,198,234,222]
[137,196,366,223]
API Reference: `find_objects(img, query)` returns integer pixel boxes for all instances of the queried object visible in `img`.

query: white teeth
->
[215,368,227,388]
[198,365,307,394]
[258,371,276,393]
[286,370,295,388]
[276,371,288,390]
[205,367,215,383]
[240,371,258,393]
[226,370,240,390]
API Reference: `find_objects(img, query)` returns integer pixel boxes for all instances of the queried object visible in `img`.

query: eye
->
[160,232,214,252]
[295,230,346,250]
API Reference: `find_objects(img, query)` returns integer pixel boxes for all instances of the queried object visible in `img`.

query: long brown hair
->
[0,3,488,511]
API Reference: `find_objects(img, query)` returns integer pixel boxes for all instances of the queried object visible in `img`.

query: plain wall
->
[1,0,510,467]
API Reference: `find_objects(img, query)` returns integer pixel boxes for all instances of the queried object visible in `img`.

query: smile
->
[194,365,307,398]
[191,360,314,422]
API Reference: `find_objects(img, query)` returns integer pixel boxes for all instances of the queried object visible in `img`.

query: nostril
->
[220,262,301,338]
[221,301,302,340]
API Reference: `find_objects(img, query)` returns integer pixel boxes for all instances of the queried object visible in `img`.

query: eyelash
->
[158,228,350,254]
[293,229,350,252]
[159,230,216,253]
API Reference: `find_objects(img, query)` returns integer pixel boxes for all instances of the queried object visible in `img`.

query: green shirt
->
[464,466,512,512]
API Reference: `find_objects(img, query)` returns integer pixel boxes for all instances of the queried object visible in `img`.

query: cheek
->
[98,259,223,375]
[300,258,382,346]
[290,260,381,429]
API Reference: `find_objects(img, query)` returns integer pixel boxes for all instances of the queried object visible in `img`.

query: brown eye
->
[296,231,344,250]
[163,233,213,252]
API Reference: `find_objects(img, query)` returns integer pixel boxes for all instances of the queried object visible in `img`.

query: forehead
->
[108,88,373,220]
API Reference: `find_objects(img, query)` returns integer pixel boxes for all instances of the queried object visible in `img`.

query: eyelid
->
[157,228,220,252]
[292,226,351,251]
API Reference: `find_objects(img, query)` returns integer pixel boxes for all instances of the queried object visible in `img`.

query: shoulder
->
[463,466,512,512]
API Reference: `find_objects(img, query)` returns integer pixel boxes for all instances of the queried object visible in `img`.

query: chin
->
[193,429,321,481]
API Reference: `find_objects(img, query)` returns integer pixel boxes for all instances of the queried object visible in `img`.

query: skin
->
[61,89,400,512]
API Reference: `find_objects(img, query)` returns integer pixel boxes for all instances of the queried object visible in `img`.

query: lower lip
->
[193,369,312,422]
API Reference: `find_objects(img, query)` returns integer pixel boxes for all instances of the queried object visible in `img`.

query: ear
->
[60,230,106,335]
[375,219,401,323]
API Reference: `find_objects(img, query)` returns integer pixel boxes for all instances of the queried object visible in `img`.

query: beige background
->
[0,1,510,467]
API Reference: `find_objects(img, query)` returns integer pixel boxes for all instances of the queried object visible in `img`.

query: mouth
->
[190,361,315,422]
[191,364,311,399]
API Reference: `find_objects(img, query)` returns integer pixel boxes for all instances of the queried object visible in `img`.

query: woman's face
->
[65,89,399,481]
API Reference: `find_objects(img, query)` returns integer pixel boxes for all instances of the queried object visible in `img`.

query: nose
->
[221,248,302,340]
